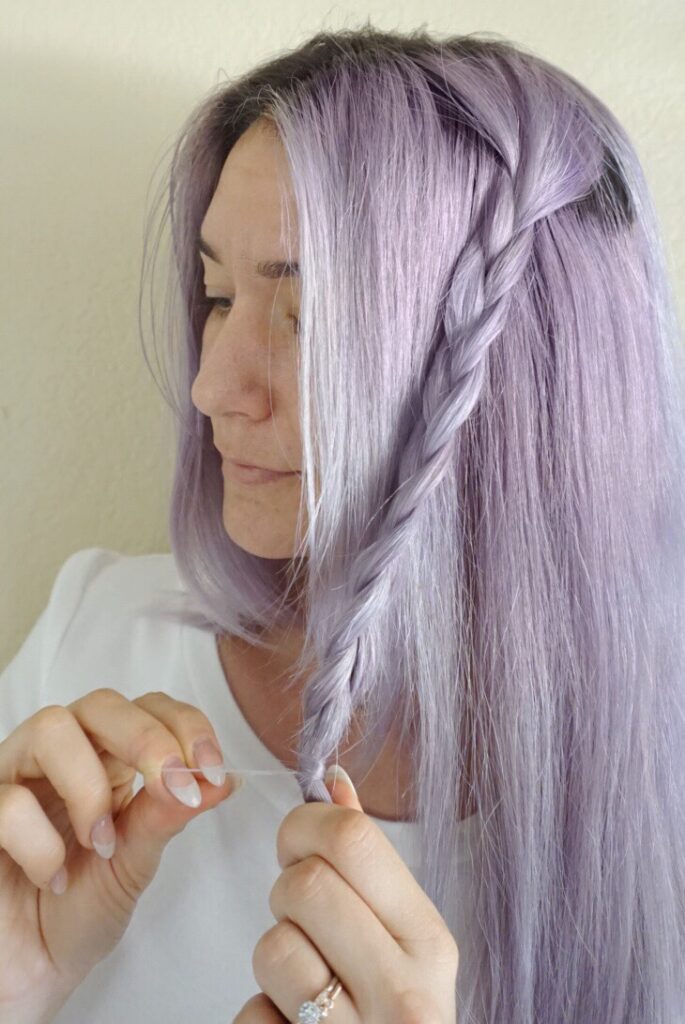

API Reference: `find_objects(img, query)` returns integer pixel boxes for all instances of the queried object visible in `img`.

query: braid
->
[293,46,610,805]
[295,163,537,803]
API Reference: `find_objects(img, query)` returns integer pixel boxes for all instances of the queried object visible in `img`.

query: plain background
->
[1,0,683,671]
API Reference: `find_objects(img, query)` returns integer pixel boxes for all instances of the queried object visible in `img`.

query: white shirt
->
[0,547,482,1021]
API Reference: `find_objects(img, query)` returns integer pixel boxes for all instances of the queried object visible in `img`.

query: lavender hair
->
[138,24,685,1021]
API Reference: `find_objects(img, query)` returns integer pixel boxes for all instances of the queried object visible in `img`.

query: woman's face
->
[191,118,306,559]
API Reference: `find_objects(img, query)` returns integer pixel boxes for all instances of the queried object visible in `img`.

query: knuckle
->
[392,988,444,1024]
[90,686,121,701]
[81,687,122,708]
[329,808,374,857]
[287,855,328,901]
[414,928,459,968]
[233,993,273,1021]
[442,933,460,965]
[77,770,111,806]
[33,704,73,738]
[252,921,299,974]
[275,803,319,863]
[0,781,34,820]
[172,705,209,734]
[133,693,214,746]
[0,786,64,863]
[135,691,185,711]
[427,924,460,965]
[128,720,169,763]
[133,690,175,710]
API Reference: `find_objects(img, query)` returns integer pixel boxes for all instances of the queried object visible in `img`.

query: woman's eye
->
[202,295,299,333]
[204,296,233,315]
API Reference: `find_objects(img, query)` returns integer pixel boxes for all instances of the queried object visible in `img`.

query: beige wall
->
[1,0,683,670]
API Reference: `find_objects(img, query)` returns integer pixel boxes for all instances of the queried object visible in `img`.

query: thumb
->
[324,764,363,812]
[110,769,242,896]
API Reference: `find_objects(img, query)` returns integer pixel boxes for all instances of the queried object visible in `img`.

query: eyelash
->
[204,296,233,314]
[202,296,299,333]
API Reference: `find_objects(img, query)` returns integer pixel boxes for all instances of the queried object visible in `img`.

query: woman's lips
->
[222,459,298,485]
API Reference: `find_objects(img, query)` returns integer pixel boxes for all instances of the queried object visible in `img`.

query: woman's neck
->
[216,631,418,822]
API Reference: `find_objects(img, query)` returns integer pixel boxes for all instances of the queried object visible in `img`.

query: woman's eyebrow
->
[198,231,299,279]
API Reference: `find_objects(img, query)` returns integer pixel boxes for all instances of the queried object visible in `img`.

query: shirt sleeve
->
[0,547,119,743]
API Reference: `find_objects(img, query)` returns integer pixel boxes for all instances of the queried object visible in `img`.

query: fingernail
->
[90,813,116,859]
[324,763,358,798]
[162,756,202,808]
[192,737,227,787]
[49,865,68,895]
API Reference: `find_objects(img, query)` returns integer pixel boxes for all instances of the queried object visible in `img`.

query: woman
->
[0,23,683,1024]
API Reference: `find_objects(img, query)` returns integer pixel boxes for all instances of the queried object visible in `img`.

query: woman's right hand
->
[0,688,242,1014]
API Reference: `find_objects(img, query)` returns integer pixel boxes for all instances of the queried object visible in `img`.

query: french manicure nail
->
[162,756,202,808]
[324,763,358,799]
[91,813,116,859]
[49,865,68,895]
[192,737,227,787]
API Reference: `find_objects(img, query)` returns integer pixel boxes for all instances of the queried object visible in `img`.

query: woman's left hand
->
[231,768,459,1023]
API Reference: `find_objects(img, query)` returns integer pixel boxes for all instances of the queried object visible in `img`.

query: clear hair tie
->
[169,766,298,775]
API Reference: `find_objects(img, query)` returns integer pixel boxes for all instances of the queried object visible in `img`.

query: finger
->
[231,992,287,1022]
[98,749,137,790]
[276,805,454,957]
[324,766,364,812]
[0,687,230,863]
[0,703,126,860]
[65,687,222,808]
[0,782,68,891]
[130,691,229,788]
[252,920,359,1024]
[269,854,399,1011]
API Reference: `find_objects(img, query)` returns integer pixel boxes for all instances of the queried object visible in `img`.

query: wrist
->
[0,980,77,1024]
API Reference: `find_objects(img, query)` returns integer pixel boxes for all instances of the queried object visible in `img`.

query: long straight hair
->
[138,24,685,1021]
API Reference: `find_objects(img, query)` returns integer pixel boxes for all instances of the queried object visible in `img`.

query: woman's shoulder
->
[0,548,188,741]
[46,547,185,625]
